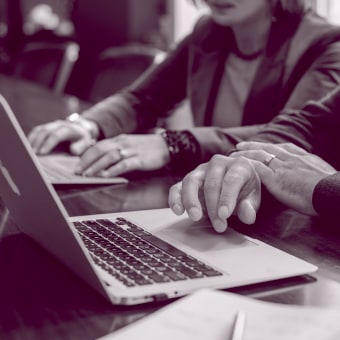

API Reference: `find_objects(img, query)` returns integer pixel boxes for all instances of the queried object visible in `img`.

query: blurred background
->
[0,0,338,103]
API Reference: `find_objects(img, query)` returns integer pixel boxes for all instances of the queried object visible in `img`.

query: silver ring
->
[117,147,127,160]
[263,154,276,167]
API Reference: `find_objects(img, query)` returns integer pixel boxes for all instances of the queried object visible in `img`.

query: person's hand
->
[234,142,337,215]
[168,155,261,233]
[28,116,98,155]
[74,133,170,177]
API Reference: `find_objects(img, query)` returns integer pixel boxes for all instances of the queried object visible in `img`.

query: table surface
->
[1,75,340,340]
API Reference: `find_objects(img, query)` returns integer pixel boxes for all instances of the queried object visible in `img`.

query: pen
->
[231,310,246,340]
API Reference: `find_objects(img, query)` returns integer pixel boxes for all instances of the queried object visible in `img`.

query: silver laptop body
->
[0,95,317,305]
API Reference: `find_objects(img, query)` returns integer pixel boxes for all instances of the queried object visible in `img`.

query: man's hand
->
[168,155,261,233]
[234,142,337,215]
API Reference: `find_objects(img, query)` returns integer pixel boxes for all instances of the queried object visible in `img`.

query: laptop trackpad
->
[158,218,257,253]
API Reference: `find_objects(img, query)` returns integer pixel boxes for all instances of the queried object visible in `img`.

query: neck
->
[231,13,272,56]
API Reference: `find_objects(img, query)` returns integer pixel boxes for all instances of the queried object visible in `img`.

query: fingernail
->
[172,203,183,215]
[213,219,227,233]
[74,165,82,174]
[83,167,93,177]
[188,207,201,221]
[218,205,229,219]
[40,147,48,154]
[99,170,109,177]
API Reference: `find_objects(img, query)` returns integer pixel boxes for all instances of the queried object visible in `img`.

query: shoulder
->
[289,11,340,58]
[284,11,340,78]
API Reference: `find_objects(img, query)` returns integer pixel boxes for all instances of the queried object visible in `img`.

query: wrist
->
[66,112,99,140]
[159,129,201,173]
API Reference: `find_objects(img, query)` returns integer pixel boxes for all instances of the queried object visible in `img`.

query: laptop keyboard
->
[74,218,224,287]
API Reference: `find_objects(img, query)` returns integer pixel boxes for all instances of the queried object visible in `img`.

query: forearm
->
[81,93,140,138]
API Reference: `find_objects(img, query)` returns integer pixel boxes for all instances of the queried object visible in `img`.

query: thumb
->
[69,138,90,155]
[237,196,258,225]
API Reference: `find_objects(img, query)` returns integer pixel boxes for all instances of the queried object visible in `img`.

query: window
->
[315,0,340,24]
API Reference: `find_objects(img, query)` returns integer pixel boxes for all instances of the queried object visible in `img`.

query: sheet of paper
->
[98,289,340,340]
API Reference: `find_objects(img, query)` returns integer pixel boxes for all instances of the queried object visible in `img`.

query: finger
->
[181,165,207,221]
[76,145,119,175]
[70,138,95,155]
[28,126,51,153]
[203,158,231,233]
[274,143,309,155]
[217,158,254,224]
[98,156,142,177]
[28,121,65,153]
[36,124,73,154]
[232,150,280,171]
[236,199,257,225]
[251,159,276,186]
[168,182,185,215]
[236,142,306,159]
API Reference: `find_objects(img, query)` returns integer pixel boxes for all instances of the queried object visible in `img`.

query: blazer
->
[248,87,340,219]
[82,8,340,164]
[313,173,340,219]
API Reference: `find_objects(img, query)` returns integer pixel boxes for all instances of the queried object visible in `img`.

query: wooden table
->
[1,75,340,340]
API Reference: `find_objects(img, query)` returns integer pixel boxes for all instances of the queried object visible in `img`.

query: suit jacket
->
[247,86,340,218]
[82,8,340,164]
[313,173,340,219]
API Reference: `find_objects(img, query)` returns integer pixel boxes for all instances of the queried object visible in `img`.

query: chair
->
[88,43,165,103]
[12,40,80,94]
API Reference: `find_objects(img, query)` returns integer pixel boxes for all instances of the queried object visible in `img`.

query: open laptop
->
[0,94,317,305]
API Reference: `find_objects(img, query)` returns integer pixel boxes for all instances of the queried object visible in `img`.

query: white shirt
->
[213,53,263,127]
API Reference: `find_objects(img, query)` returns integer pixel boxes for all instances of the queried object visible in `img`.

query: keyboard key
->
[74,218,224,287]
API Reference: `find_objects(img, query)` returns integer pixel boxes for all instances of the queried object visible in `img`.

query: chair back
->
[13,41,79,94]
[88,44,165,103]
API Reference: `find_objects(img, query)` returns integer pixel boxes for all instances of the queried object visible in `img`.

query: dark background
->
[0,0,173,99]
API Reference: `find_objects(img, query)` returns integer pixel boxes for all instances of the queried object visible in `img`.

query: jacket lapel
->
[189,22,231,126]
[242,14,301,125]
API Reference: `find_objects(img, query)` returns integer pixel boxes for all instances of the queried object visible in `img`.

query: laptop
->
[0,94,317,305]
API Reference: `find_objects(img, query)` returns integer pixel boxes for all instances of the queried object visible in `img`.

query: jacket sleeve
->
[250,87,340,168]
[191,36,340,161]
[81,34,191,138]
[312,173,340,218]
[283,41,340,110]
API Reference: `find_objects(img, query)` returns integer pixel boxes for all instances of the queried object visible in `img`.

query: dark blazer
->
[313,173,340,219]
[249,87,340,218]
[82,9,340,164]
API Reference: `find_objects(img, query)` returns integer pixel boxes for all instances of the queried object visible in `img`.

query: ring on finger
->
[263,154,276,167]
[117,147,128,160]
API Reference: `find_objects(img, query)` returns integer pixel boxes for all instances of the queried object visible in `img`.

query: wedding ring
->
[263,154,276,167]
[117,147,127,160]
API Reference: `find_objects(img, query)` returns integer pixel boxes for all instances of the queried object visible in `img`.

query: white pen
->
[231,310,246,340]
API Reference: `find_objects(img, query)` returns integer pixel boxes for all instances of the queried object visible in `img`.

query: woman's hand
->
[74,133,171,177]
[168,154,261,233]
[234,142,337,215]
[28,117,98,155]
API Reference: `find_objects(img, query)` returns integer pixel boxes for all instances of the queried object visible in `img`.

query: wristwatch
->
[66,112,99,140]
